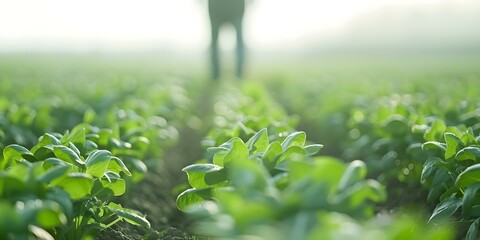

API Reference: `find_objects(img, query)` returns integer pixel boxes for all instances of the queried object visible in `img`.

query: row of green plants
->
[174,80,469,239]
[0,124,150,239]
[177,128,452,239]
[0,62,198,239]
[261,72,480,239]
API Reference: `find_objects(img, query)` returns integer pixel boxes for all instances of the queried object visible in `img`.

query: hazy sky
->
[0,0,474,52]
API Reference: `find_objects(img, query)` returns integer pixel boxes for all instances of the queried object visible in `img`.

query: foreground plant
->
[174,129,434,239]
[0,125,150,240]
[421,121,480,239]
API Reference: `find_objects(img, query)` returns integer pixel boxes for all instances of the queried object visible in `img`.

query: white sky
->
[0,0,471,52]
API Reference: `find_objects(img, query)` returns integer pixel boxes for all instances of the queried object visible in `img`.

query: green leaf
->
[333,179,386,208]
[228,156,268,191]
[29,225,55,240]
[456,147,480,161]
[281,131,306,150]
[422,141,446,152]
[304,144,323,156]
[421,157,441,183]
[3,144,35,164]
[183,164,225,189]
[43,158,73,168]
[383,116,409,136]
[462,129,477,146]
[261,141,283,169]
[338,160,367,191]
[52,173,93,199]
[37,165,70,183]
[224,138,249,165]
[466,218,480,240]
[53,146,84,166]
[445,132,463,159]
[456,164,480,189]
[108,202,151,228]
[277,146,306,165]
[101,171,126,196]
[424,119,446,141]
[17,200,67,229]
[290,157,346,194]
[85,150,112,178]
[429,194,462,223]
[66,125,86,147]
[37,133,62,147]
[246,128,269,154]
[46,187,74,221]
[462,183,480,216]
[107,157,132,176]
[176,188,212,211]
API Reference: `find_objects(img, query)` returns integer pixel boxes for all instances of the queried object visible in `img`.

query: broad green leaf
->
[290,157,345,194]
[424,119,446,141]
[98,129,113,146]
[43,158,73,168]
[107,157,132,176]
[52,173,93,199]
[34,202,67,228]
[108,202,150,228]
[32,146,55,161]
[383,116,409,136]
[281,131,306,150]
[229,156,268,191]
[29,225,55,240]
[246,128,269,154]
[456,164,480,189]
[214,190,275,226]
[30,133,60,155]
[462,183,480,216]
[101,172,126,196]
[37,165,70,183]
[333,179,386,209]
[53,146,84,166]
[456,147,480,161]
[304,144,323,156]
[205,168,227,186]
[429,194,461,223]
[261,141,283,169]
[176,188,212,211]
[466,218,480,240]
[85,150,112,178]
[338,160,367,191]
[128,159,147,182]
[68,142,82,158]
[183,164,225,188]
[207,146,229,155]
[3,144,35,164]
[46,187,74,221]
[224,138,249,165]
[0,173,28,197]
[462,129,476,146]
[445,132,463,159]
[17,200,67,229]
[66,125,86,147]
[422,142,446,152]
[38,133,62,146]
[277,146,306,166]
[421,157,441,183]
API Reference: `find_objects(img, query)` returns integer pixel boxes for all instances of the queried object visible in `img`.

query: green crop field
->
[0,54,479,239]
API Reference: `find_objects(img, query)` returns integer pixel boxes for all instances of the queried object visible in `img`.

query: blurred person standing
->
[208,0,246,80]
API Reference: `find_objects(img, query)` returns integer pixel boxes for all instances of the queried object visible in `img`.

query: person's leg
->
[234,20,245,79]
[210,20,221,80]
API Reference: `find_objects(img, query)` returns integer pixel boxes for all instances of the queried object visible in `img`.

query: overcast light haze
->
[0,0,479,54]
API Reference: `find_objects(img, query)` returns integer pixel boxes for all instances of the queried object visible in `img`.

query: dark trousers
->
[208,0,245,80]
